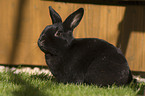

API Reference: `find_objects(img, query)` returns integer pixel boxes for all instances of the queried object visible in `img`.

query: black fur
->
[38,6,133,86]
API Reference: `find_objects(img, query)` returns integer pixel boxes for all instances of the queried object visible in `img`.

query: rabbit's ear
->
[49,6,62,24]
[63,8,84,30]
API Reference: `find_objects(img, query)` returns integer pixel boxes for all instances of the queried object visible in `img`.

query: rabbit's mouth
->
[38,39,47,53]
[38,39,57,55]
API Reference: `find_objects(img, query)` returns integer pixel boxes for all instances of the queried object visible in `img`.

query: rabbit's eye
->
[57,32,61,36]
[55,31,62,37]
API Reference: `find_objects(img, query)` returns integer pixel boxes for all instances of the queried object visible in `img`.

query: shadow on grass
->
[29,73,145,95]
[128,81,145,95]
[6,71,56,96]
[137,84,145,95]
[30,73,56,82]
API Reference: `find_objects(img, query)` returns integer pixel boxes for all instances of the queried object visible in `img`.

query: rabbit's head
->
[38,6,84,53]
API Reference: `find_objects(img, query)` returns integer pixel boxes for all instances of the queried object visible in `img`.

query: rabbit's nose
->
[39,34,45,40]
[38,39,42,46]
[38,39,45,47]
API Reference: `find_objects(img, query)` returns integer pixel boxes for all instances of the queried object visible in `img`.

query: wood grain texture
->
[0,0,145,71]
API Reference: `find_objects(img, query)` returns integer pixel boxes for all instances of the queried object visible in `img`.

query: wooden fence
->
[0,0,145,71]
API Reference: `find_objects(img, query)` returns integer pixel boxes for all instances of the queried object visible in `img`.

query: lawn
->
[0,70,144,96]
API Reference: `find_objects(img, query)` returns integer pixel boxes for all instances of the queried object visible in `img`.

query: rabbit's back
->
[64,38,132,85]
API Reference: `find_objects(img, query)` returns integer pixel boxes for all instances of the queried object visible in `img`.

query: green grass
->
[0,71,144,96]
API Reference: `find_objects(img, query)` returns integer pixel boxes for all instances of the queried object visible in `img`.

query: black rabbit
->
[38,6,133,86]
